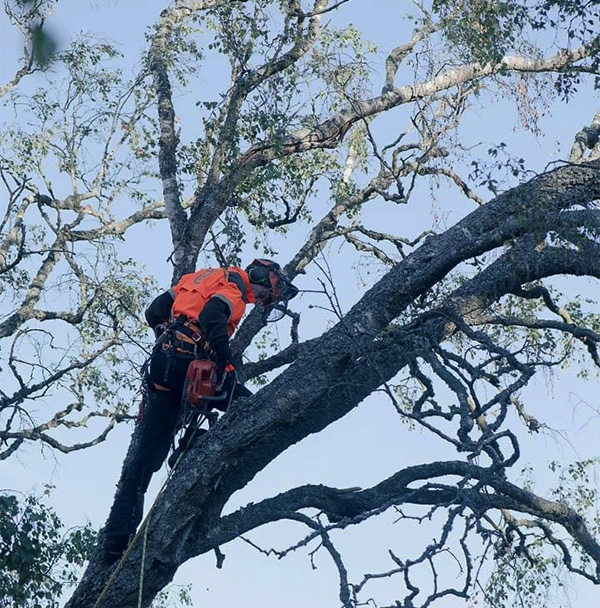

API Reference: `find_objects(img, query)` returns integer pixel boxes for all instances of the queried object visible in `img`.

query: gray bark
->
[65,160,600,607]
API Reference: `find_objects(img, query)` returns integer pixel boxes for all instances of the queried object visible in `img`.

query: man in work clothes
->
[102,259,298,560]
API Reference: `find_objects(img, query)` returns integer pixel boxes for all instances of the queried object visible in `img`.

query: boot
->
[167,427,207,468]
[102,534,130,563]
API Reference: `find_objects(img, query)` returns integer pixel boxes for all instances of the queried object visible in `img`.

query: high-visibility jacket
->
[170,267,255,337]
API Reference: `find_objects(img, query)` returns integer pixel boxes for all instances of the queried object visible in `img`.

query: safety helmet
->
[245,258,298,322]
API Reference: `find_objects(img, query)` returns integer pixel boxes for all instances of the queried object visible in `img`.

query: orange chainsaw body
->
[186,359,218,407]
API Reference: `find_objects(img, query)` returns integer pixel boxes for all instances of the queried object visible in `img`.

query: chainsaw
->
[184,359,230,410]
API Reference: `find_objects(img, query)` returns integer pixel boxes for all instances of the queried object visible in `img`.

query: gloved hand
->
[212,340,233,383]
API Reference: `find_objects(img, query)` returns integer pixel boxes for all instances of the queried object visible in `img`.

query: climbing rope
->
[92,443,188,608]
[92,379,236,608]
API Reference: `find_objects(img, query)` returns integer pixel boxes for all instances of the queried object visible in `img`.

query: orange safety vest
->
[170,267,255,337]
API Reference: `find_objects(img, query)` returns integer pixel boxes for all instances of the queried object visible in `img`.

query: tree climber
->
[102,259,298,561]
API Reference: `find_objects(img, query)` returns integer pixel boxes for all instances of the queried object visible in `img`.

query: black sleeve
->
[197,297,230,347]
[144,290,174,329]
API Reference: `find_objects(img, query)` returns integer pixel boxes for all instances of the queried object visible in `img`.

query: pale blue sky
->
[1,1,599,607]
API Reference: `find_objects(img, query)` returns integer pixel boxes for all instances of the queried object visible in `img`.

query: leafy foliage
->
[150,584,193,608]
[0,33,160,460]
[0,490,95,608]
[485,460,600,608]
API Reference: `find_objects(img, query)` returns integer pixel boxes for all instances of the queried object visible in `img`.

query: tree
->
[0,490,95,608]
[1,1,599,607]
[0,28,161,459]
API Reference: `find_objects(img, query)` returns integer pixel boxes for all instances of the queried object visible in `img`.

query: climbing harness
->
[93,297,244,607]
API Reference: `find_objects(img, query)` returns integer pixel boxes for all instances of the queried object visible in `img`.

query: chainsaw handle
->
[198,391,228,402]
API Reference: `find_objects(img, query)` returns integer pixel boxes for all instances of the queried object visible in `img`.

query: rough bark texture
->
[66,160,600,608]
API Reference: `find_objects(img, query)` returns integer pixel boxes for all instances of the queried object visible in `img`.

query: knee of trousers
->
[143,447,171,474]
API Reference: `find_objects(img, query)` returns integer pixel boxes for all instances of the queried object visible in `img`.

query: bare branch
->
[238,37,600,168]
[569,111,600,163]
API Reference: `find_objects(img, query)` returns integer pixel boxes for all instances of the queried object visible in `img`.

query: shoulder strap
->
[227,271,248,303]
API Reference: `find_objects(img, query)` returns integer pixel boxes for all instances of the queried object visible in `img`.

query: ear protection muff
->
[247,265,271,287]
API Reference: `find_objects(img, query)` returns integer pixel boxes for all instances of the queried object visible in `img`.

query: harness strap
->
[156,317,209,357]
[227,270,249,303]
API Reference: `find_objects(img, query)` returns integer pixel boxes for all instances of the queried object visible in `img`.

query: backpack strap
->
[227,271,249,303]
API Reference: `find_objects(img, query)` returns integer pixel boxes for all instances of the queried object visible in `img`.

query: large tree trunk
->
[65,161,600,607]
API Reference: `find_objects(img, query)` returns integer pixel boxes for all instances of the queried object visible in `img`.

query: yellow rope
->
[138,518,151,608]
[135,439,192,608]
[92,382,235,607]
[92,433,193,608]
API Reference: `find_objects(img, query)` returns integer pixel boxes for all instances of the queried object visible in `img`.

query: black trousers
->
[103,348,250,539]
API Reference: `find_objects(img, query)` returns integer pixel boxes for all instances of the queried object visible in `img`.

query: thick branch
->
[237,38,600,169]
[67,162,600,607]
[203,460,600,572]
